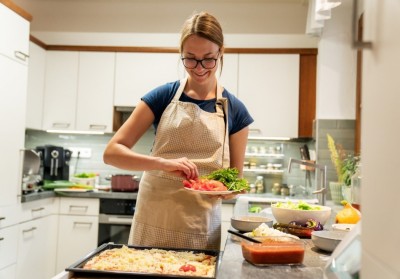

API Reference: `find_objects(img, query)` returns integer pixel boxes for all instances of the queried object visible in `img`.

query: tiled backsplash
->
[26,120,355,200]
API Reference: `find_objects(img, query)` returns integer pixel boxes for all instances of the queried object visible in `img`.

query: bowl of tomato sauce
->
[241,236,305,266]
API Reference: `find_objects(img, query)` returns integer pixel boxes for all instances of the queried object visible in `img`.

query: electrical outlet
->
[69,147,92,158]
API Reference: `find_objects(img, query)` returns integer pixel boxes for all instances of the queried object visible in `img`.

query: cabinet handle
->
[14,51,29,61]
[31,207,45,212]
[52,123,71,128]
[69,205,88,213]
[22,227,37,233]
[0,237,4,241]
[352,0,372,49]
[73,222,93,228]
[0,217,5,221]
[89,124,107,130]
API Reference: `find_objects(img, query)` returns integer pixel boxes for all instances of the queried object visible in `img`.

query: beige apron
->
[128,78,230,250]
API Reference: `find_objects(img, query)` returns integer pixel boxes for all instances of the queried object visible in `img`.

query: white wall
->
[316,0,357,120]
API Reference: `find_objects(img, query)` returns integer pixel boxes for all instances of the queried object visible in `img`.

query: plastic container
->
[241,236,305,265]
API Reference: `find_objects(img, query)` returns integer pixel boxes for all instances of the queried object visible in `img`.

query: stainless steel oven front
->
[98,198,135,246]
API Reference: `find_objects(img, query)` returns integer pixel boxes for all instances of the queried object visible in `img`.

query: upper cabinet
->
[238,54,300,138]
[76,52,115,132]
[0,3,30,207]
[0,3,29,65]
[26,42,46,130]
[114,52,184,107]
[42,51,115,133]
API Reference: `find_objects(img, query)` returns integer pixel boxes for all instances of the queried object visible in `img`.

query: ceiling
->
[13,0,310,35]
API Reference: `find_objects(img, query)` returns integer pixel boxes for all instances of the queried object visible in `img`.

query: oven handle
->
[99,214,133,225]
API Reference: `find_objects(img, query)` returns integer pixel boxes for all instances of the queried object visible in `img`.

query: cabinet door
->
[114,52,184,107]
[42,51,79,131]
[238,54,299,138]
[0,4,29,65]
[218,53,239,96]
[0,225,18,271]
[0,55,27,206]
[16,215,58,279]
[76,52,115,133]
[26,42,46,130]
[0,264,16,279]
[56,215,99,272]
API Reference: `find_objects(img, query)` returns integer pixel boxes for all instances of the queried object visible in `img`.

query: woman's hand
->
[161,157,199,180]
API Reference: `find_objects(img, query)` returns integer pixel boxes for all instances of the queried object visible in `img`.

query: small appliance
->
[35,145,72,183]
[21,149,41,194]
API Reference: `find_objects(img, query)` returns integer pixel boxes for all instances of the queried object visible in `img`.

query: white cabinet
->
[0,3,29,65]
[221,203,234,251]
[16,215,58,279]
[42,51,79,131]
[238,54,300,138]
[0,3,29,208]
[76,52,115,132]
[26,42,46,130]
[114,52,184,107]
[43,51,115,132]
[0,225,18,277]
[56,198,99,273]
[217,53,239,96]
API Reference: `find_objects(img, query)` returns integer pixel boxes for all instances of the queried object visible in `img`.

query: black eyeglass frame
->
[181,52,220,69]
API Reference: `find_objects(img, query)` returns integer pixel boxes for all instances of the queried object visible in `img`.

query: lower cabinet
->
[0,264,16,279]
[55,198,99,273]
[16,215,58,279]
[0,225,18,278]
[221,203,234,251]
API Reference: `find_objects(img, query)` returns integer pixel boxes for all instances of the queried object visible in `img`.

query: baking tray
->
[66,243,222,279]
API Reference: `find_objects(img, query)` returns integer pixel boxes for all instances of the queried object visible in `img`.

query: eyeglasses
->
[181,53,219,69]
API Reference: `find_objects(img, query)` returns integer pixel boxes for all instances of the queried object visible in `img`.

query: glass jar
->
[350,163,362,211]
[255,176,264,194]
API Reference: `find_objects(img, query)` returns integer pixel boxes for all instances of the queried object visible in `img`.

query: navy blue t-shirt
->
[141,80,254,135]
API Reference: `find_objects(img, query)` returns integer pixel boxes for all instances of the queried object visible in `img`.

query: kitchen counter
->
[51,237,330,279]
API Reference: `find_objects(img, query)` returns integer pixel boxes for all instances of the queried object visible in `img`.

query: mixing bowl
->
[231,216,273,232]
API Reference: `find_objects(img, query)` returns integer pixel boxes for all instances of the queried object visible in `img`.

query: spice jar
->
[254,176,264,194]
[280,185,290,196]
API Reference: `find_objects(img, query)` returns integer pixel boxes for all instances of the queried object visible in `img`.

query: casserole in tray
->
[66,243,222,278]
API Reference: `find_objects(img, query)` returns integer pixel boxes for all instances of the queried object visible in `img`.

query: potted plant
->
[326,134,359,204]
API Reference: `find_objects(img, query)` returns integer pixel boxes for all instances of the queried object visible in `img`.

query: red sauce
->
[241,240,305,265]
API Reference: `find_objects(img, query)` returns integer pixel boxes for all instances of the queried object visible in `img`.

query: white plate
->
[54,188,93,192]
[184,187,233,195]
[331,224,356,231]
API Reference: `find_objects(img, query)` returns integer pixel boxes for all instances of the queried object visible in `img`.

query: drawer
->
[0,225,18,270]
[59,198,99,216]
[19,198,59,223]
[0,204,20,229]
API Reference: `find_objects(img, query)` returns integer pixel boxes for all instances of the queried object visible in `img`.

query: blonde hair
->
[180,12,224,72]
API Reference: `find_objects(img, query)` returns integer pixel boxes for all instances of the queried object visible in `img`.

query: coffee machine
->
[36,145,72,183]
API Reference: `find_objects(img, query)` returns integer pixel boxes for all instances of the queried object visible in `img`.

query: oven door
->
[98,213,133,246]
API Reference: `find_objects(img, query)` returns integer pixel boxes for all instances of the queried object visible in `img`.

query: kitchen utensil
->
[227,229,262,243]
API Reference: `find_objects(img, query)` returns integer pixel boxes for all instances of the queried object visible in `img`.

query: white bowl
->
[311,230,348,252]
[271,204,332,225]
[231,216,273,232]
[331,224,356,232]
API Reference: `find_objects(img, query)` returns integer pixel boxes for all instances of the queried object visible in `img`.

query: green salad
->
[273,201,322,211]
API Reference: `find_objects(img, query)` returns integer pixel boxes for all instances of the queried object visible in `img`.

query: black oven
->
[98,198,136,246]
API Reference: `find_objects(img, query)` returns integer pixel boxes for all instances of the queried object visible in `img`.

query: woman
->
[103,11,253,250]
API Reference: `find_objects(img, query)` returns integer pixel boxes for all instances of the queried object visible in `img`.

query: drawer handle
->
[0,217,5,221]
[22,227,37,233]
[31,207,45,212]
[14,51,29,61]
[69,205,88,212]
[73,222,93,228]
[0,237,4,241]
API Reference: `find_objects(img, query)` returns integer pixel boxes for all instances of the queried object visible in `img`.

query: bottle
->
[249,183,256,194]
[255,176,264,194]
[350,163,362,211]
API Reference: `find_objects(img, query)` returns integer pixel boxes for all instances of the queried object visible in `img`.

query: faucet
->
[287,158,327,205]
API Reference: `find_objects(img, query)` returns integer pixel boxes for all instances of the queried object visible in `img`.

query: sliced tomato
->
[179,264,196,272]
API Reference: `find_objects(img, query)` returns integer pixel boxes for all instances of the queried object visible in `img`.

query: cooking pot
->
[111,174,140,192]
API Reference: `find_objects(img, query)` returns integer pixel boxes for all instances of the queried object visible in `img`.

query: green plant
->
[341,155,360,186]
[327,134,346,183]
